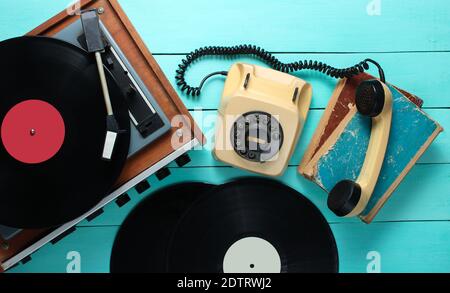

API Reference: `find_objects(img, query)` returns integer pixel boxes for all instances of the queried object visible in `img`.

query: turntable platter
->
[0,36,130,229]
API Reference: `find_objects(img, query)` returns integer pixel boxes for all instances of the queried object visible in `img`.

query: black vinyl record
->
[168,178,338,273]
[110,183,215,273]
[110,179,338,273]
[0,36,130,228]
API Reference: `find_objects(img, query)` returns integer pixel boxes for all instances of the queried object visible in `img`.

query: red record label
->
[1,99,65,164]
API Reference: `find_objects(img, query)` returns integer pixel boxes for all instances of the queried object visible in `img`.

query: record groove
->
[110,183,214,273]
[0,36,130,228]
[110,179,338,273]
[168,178,338,273]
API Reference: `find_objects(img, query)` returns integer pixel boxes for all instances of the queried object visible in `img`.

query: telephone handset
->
[328,77,393,217]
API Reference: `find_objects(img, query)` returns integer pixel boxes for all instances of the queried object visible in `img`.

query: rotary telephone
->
[175,45,392,218]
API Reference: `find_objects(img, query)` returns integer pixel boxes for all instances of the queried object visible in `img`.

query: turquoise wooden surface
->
[156,54,450,109]
[0,0,449,273]
[9,223,450,273]
[185,109,450,166]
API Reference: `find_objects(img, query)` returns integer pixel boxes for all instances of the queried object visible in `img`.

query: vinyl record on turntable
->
[0,36,130,229]
[110,178,338,273]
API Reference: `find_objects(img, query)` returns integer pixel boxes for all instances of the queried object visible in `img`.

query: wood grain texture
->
[184,109,450,167]
[9,222,450,273]
[152,53,450,109]
[2,0,450,53]
[70,165,450,226]
[119,0,450,53]
[0,0,449,273]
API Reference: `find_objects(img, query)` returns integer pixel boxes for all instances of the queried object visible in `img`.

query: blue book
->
[299,74,443,223]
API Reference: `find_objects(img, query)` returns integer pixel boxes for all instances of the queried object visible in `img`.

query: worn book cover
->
[299,73,443,223]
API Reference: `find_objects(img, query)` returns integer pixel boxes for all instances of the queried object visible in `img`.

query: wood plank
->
[3,4,449,110]
[66,164,450,227]
[333,222,450,273]
[154,53,450,109]
[9,222,450,273]
[185,109,449,167]
[2,1,450,53]
[9,227,118,273]
[118,0,450,53]
[0,0,63,40]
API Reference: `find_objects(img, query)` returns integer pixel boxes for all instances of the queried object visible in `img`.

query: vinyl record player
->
[0,0,204,272]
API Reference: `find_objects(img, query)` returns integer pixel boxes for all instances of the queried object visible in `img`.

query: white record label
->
[223,237,281,273]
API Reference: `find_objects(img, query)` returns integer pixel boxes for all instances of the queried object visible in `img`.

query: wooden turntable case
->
[0,0,204,271]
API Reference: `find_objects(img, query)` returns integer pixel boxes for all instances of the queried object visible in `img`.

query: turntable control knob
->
[127,84,137,98]
[105,56,114,68]
[30,129,36,136]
